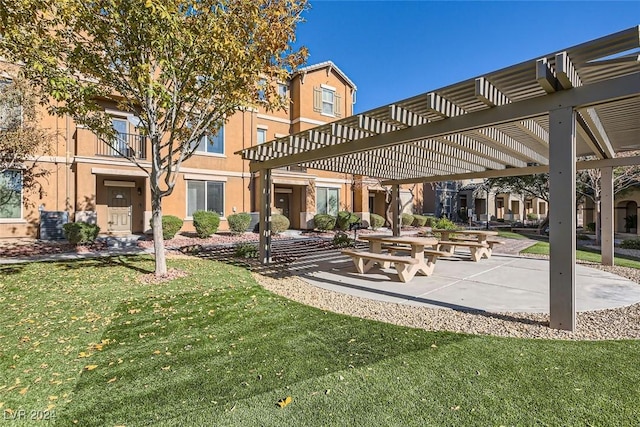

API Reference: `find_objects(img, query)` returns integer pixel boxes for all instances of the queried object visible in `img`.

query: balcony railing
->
[96,133,147,160]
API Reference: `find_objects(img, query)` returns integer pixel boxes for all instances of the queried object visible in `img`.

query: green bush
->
[233,242,258,258]
[434,217,458,230]
[63,222,100,244]
[526,212,538,221]
[149,215,184,239]
[314,214,336,231]
[424,216,438,227]
[369,213,385,230]
[332,231,353,248]
[271,214,290,234]
[585,222,596,232]
[192,211,218,238]
[577,234,592,241]
[401,213,414,227]
[227,212,251,233]
[412,214,428,227]
[620,239,640,249]
[336,211,360,231]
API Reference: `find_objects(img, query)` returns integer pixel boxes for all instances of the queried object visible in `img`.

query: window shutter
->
[335,93,342,117]
[313,86,322,112]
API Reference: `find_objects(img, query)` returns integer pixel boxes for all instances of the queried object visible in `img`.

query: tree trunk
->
[151,193,167,277]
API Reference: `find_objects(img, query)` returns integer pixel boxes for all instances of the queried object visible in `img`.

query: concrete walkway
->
[291,250,640,313]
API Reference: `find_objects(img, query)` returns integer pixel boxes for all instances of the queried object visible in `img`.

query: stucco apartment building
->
[2,61,401,238]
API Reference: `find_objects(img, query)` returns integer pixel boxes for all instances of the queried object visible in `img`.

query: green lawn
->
[521,241,640,268]
[1,256,639,426]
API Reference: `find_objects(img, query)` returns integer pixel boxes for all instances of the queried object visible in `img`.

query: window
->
[313,85,341,117]
[322,88,334,115]
[317,187,339,216]
[112,117,129,156]
[257,128,267,145]
[187,180,224,217]
[0,170,22,219]
[278,83,288,99]
[194,126,224,155]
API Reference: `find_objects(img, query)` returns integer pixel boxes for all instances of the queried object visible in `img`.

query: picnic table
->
[429,229,503,261]
[342,234,445,282]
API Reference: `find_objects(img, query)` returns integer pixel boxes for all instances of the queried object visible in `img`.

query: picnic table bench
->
[341,249,420,283]
[436,240,490,262]
[450,237,505,256]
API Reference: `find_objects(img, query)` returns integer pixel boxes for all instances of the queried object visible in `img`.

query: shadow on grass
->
[59,287,471,426]
[55,255,154,274]
[0,263,27,275]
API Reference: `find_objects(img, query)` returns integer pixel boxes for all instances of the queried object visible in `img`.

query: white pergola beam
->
[382,154,640,185]
[555,51,582,89]
[331,123,372,141]
[536,58,557,93]
[475,77,510,107]
[389,104,429,126]
[440,134,527,168]
[577,108,616,159]
[515,120,549,148]
[426,92,466,118]
[475,128,549,165]
[358,114,399,134]
[248,72,640,172]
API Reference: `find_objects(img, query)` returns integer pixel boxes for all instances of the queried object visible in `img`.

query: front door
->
[108,188,131,233]
[275,192,290,219]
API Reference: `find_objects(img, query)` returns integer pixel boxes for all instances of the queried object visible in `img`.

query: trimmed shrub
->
[314,214,336,231]
[434,217,458,230]
[192,211,218,238]
[336,211,360,231]
[271,214,290,234]
[369,213,385,230]
[620,239,640,249]
[149,215,184,239]
[63,222,100,244]
[227,212,251,233]
[424,216,438,227]
[233,242,258,258]
[401,213,414,227]
[412,214,428,227]
[585,222,596,232]
[526,212,538,221]
[332,231,353,248]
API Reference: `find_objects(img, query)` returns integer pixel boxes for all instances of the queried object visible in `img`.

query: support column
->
[392,185,401,236]
[549,107,576,331]
[601,167,614,266]
[259,169,272,264]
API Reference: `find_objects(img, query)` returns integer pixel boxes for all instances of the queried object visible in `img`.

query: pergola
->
[238,26,640,331]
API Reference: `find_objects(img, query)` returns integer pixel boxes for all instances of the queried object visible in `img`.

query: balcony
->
[96,133,147,160]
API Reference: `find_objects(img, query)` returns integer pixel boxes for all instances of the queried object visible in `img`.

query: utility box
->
[39,211,69,241]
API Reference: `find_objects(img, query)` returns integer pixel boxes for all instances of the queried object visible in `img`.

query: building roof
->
[293,60,357,90]
[239,26,640,184]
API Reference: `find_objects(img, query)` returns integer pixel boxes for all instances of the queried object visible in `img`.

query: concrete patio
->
[290,250,640,313]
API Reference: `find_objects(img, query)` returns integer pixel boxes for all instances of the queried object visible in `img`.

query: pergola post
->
[549,106,576,331]
[601,166,614,265]
[259,168,272,264]
[391,184,401,236]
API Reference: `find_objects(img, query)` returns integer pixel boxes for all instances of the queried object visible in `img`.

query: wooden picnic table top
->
[359,234,439,246]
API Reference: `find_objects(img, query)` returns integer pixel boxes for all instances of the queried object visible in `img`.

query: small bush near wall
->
[314,214,336,231]
[63,222,100,244]
[370,213,385,230]
[192,211,219,238]
[424,216,438,227]
[434,217,458,230]
[271,214,290,234]
[227,213,251,233]
[149,215,184,239]
[336,211,360,231]
[401,213,414,227]
[412,214,428,227]
[332,231,353,248]
[585,223,596,232]
[620,239,640,249]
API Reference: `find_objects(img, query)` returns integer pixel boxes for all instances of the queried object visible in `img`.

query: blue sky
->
[295,1,640,113]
